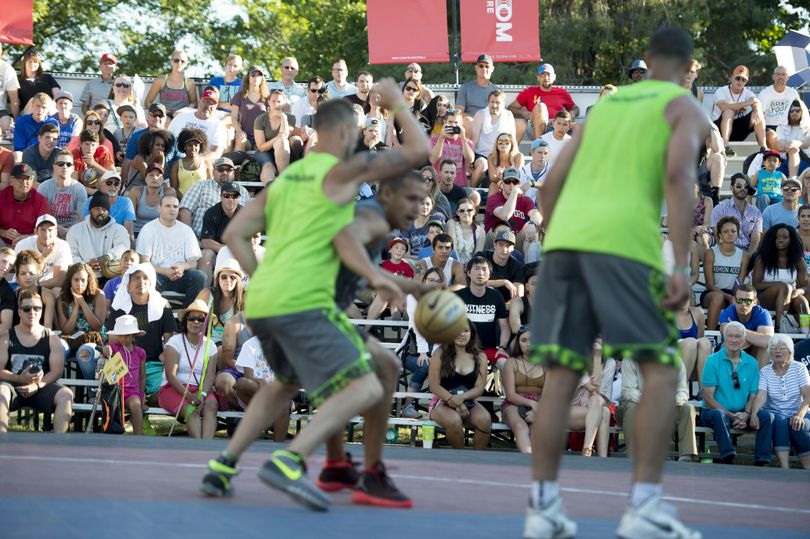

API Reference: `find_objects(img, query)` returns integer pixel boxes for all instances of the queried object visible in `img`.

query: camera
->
[446,126,461,135]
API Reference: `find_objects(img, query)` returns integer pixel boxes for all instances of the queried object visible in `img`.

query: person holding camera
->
[429,109,475,187]
[0,289,72,432]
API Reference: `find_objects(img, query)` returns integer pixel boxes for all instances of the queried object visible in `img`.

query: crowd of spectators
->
[0,44,807,469]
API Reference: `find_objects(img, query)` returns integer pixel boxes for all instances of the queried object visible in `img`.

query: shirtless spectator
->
[711,173,763,255]
[0,164,48,247]
[508,63,578,141]
[429,110,474,187]
[711,65,767,156]
[471,90,515,187]
[198,181,243,285]
[457,55,499,134]
[21,123,59,183]
[179,157,250,237]
[478,230,525,303]
[759,66,801,150]
[416,233,466,288]
[484,167,542,249]
[167,87,226,161]
[325,59,358,98]
[14,215,71,289]
[36,149,87,235]
[719,284,774,368]
[66,192,129,279]
[540,110,572,170]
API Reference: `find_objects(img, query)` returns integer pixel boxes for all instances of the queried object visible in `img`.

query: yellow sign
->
[102,352,129,384]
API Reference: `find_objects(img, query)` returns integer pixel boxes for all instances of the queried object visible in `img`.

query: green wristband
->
[673,265,690,276]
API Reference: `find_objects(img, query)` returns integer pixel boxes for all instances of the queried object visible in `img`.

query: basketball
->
[414,289,468,344]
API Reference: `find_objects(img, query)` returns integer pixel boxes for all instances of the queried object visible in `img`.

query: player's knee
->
[356,374,384,404]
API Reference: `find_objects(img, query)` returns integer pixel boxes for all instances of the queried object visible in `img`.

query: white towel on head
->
[111,263,169,322]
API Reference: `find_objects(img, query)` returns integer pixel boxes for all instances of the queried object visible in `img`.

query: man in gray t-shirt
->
[80,53,118,114]
[457,54,500,133]
[35,149,87,235]
[762,177,800,231]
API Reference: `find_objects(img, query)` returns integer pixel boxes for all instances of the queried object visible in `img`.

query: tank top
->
[440,363,478,392]
[8,327,52,381]
[543,80,689,271]
[422,256,454,287]
[763,267,796,285]
[178,158,206,195]
[520,298,532,326]
[756,170,783,203]
[710,245,743,290]
[134,186,163,235]
[159,75,190,114]
[247,152,353,317]
[448,219,478,265]
[475,112,514,155]
[513,360,545,394]
[677,310,698,340]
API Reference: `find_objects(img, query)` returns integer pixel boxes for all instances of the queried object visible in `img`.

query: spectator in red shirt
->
[429,110,475,187]
[366,237,414,324]
[0,164,49,246]
[508,63,579,142]
[0,145,15,190]
[72,129,114,191]
[484,167,542,249]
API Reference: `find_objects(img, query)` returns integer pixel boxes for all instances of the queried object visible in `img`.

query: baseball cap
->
[476,54,493,65]
[364,117,380,129]
[732,65,749,80]
[530,139,549,152]
[494,230,516,245]
[783,177,801,188]
[213,157,235,169]
[145,163,164,176]
[148,103,167,116]
[628,59,647,73]
[220,181,240,194]
[426,219,445,231]
[502,167,521,181]
[537,63,555,75]
[101,170,122,182]
[386,237,408,251]
[11,163,35,179]
[100,53,118,65]
[762,150,782,162]
[116,104,136,116]
[200,87,220,103]
[54,90,73,103]
[93,101,110,111]
[35,214,57,228]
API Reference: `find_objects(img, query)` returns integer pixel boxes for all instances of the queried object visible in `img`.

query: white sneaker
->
[523,496,577,539]
[617,496,702,539]
[401,404,420,418]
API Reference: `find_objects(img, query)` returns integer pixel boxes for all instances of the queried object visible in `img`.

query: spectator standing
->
[13,92,58,152]
[508,63,577,141]
[456,54,499,134]
[0,164,48,246]
[103,314,148,435]
[51,91,82,149]
[179,157,250,237]
[759,66,801,150]
[16,48,60,113]
[20,123,60,183]
[711,65,767,155]
[711,173,763,255]
[13,214,71,289]
[325,59,358,98]
[144,50,198,117]
[429,110,475,187]
[80,53,118,114]
[66,192,129,279]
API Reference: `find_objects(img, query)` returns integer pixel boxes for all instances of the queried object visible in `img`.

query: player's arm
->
[325,79,430,204]
[221,190,268,277]
[538,121,585,224]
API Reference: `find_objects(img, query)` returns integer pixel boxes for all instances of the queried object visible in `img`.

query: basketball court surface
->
[1,431,808,538]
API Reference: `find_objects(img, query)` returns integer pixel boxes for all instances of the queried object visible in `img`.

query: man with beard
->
[66,191,129,280]
[509,63,578,141]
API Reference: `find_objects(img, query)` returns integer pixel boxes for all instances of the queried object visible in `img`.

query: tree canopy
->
[2,0,808,87]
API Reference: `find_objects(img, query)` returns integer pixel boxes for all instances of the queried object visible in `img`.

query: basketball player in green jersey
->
[201,79,429,511]
[523,28,711,539]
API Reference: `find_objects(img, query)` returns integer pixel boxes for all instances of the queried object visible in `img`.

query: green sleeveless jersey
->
[246,152,355,317]
[543,80,690,271]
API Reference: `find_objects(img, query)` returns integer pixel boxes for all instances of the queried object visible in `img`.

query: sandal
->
[581,447,593,457]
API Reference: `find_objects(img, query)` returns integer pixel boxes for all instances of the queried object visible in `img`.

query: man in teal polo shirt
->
[701,321,759,464]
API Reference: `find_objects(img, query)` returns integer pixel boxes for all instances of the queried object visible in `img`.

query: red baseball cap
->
[200,88,220,103]
[100,53,118,65]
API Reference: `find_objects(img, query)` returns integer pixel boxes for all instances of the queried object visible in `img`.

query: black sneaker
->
[725,145,736,157]
[316,452,359,492]
[200,459,238,497]
[258,450,331,511]
[351,461,413,508]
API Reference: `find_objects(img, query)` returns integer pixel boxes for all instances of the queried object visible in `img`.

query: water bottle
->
[385,426,398,443]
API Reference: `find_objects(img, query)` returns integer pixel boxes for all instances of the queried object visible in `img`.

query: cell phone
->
[29,365,42,375]
[445,126,461,135]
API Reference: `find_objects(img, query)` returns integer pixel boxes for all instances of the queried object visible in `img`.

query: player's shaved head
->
[648,27,694,63]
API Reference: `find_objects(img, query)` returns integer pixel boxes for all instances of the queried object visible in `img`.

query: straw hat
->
[178,299,218,326]
[107,314,146,336]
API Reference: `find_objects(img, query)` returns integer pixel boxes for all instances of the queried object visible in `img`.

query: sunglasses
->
[735,297,754,305]
[54,161,73,167]
[458,208,474,213]
[497,139,512,144]
[215,166,234,172]
[283,66,296,70]
[503,179,520,185]
[187,316,206,323]
[734,76,748,83]
[20,305,43,313]
[405,86,419,92]
[86,120,101,125]
[221,192,239,199]
[219,273,239,280]
[250,71,263,78]
[782,187,799,192]
[790,108,802,113]
[172,58,187,64]
[114,82,131,88]
[731,370,740,390]
[105,180,122,186]
[407,68,422,73]
[149,112,165,118]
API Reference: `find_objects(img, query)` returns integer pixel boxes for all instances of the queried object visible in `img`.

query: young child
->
[113,106,138,165]
[102,250,140,309]
[752,150,787,211]
[104,314,148,435]
[366,237,414,323]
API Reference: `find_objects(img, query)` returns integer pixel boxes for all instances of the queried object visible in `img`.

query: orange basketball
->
[414,289,468,344]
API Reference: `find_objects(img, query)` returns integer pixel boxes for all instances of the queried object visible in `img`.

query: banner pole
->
[450,0,460,85]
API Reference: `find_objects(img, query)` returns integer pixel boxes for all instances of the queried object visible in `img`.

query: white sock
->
[530,481,559,508]
[629,482,661,507]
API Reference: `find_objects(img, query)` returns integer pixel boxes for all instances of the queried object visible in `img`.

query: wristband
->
[672,265,690,277]
[392,103,408,116]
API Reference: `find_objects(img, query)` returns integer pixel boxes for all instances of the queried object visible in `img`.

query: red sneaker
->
[351,461,413,508]
[316,452,359,492]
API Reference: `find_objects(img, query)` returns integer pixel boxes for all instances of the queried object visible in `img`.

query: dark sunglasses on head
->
[86,120,101,125]
[115,82,131,88]
[21,305,43,313]
[54,161,73,167]
[221,192,239,199]
[735,297,754,305]
[731,370,740,390]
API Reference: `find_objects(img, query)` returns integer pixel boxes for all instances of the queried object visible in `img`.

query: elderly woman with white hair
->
[104,263,178,398]
[750,333,810,468]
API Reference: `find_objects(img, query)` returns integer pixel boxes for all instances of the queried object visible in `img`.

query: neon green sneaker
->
[258,450,331,511]
[201,459,238,497]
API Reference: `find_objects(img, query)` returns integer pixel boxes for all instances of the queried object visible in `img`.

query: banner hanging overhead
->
[367,0,450,64]
[0,0,33,45]
[460,0,540,63]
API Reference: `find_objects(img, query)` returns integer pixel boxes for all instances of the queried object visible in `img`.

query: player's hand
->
[661,271,689,311]
[369,273,406,312]
[375,79,406,112]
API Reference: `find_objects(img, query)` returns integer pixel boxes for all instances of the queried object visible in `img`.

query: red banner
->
[460,0,540,62]
[0,0,33,45]
[367,0,449,64]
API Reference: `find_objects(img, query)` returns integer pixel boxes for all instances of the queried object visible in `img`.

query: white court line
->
[2,454,809,516]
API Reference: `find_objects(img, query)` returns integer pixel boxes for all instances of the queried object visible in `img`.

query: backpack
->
[94,381,126,434]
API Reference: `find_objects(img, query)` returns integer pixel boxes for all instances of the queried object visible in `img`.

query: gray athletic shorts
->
[248,306,372,407]
[530,251,680,373]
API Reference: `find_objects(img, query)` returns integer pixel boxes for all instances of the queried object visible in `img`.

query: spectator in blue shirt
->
[700,321,759,464]
[13,92,59,152]
[719,284,774,368]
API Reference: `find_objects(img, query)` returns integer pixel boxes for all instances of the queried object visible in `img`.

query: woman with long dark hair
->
[752,223,809,331]
[501,326,543,453]
[428,319,491,449]
[56,262,107,379]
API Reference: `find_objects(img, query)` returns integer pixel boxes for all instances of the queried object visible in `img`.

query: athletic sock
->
[629,482,661,507]
[217,450,239,468]
[530,481,559,509]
